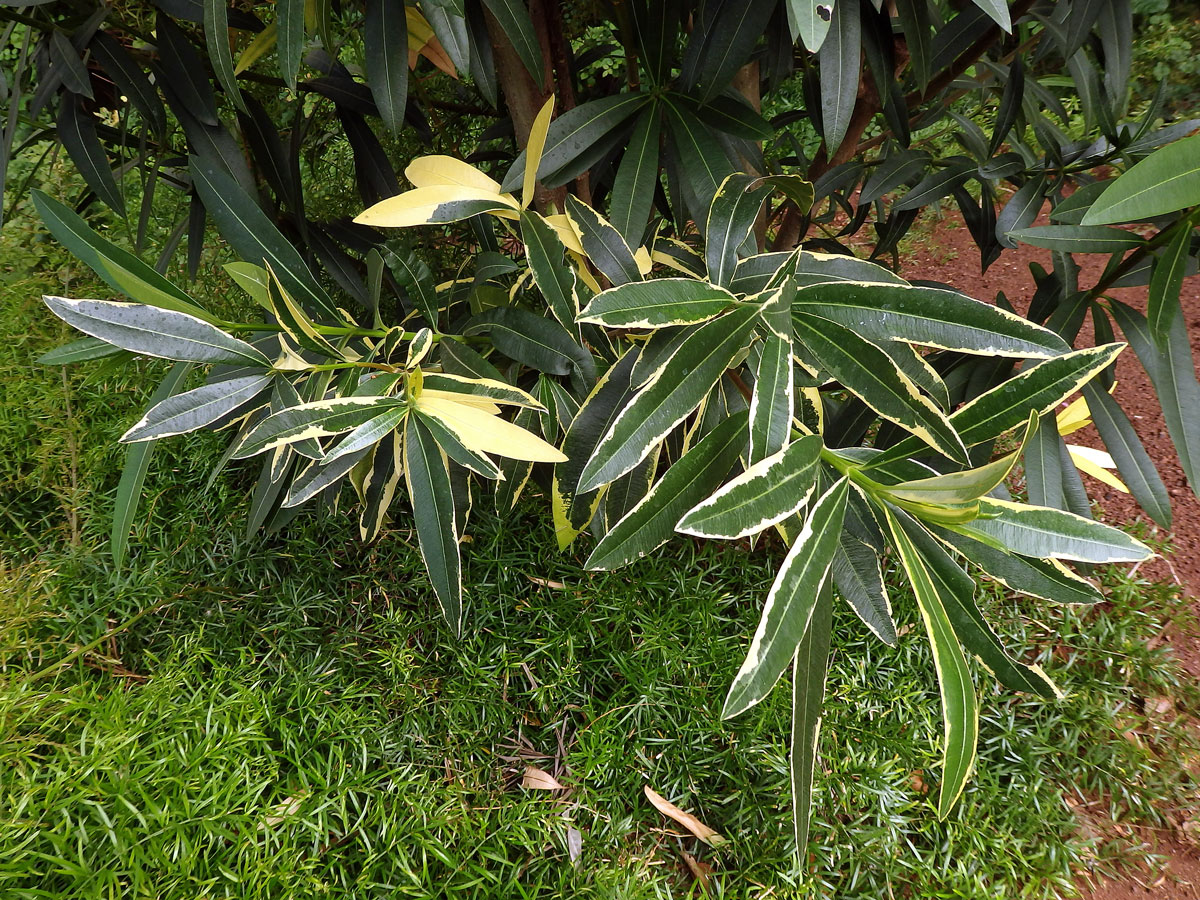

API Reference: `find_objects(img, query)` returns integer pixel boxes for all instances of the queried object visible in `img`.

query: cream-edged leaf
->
[416,396,567,462]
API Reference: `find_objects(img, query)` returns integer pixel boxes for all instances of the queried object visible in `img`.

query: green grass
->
[1,228,1198,898]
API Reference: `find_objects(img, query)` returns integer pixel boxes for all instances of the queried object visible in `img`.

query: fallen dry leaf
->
[680,849,713,888]
[526,575,566,589]
[643,785,727,847]
[522,766,564,791]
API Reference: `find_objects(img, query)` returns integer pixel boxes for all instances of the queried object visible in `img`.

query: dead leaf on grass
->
[526,575,566,589]
[681,849,713,888]
[522,766,564,791]
[643,785,727,847]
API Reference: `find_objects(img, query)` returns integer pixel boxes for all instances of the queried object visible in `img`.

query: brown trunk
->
[484,1,566,211]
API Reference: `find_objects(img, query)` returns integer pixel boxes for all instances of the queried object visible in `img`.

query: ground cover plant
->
[3,0,1200,879]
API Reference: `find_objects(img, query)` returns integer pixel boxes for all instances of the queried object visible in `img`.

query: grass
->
[2,219,1199,898]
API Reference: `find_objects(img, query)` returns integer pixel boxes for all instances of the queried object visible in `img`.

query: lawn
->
[1,207,1197,898]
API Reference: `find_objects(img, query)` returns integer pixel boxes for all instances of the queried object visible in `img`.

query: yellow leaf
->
[634,246,653,276]
[416,396,567,462]
[523,96,555,210]
[235,23,277,74]
[418,389,501,415]
[1067,444,1130,492]
[405,156,504,194]
[355,185,519,228]
[544,214,585,254]
[1055,394,1093,436]
[421,373,542,408]
[643,785,727,847]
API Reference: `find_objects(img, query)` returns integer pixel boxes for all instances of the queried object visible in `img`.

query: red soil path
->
[902,216,1200,899]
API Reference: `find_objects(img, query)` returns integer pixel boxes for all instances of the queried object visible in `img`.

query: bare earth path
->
[903,217,1200,899]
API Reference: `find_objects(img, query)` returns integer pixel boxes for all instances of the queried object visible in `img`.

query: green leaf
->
[790,583,833,852]
[662,97,735,222]
[830,533,896,644]
[705,174,770,287]
[578,278,737,329]
[578,306,760,492]
[787,0,835,51]
[792,311,967,463]
[1082,383,1171,528]
[56,97,123,212]
[586,411,748,570]
[404,414,463,634]
[521,210,580,331]
[818,0,860,153]
[952,497,1152,564]
[203,0,245,113]
[723,478,849,719]
[383,243,440,328]
[1023,410,1063,509]
[466,307,593,380]
[283,447,370,508]
[678,435,822,540]
[122,374,272,442]
[553,349,639,545]
[969,0,1010,31]
[358,432,403,541]
[884,506,978,819]
[266,267,344,358]
[234,397,406,458]
[893,512,1058,698]
[1148,218,1194,346]
[191,156,340,320]
[1109,300,1200,496]
[1009,224,1145,253]
[277,0,306,89]
[480,0,543,81]
[792,282,1069,358]
[112,362,191,570]
[868,344,1125,467]
[794,251,908,287]
[224,262,271,310]
[565,195,642,285]
[609,108,662,246]
[688,0,777,103]
[38,337,126,366]
[43,297,270,367]
[364,0,409,134]
[323,406,409,465]
[502,93,649,192]
[1081,134,1200,224]
[882,437,1028,508]
[934,526,1104,606]
[749,298,793,464]
[31,191,209,319]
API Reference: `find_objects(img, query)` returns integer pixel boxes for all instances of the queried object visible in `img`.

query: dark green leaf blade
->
[565,195,643,286]
[1081,134,1200,224]
[586,411,749,570]
[792,311,967,463]
[365,0,408,134]
[112,362,191,569]
[884,505,978,819]
[790,583,833,853]
[792,282,1069,358]
[577,278,736,329]
[609,108,662,247]
[723,478,849,718]
[405,414,463,634]
[678,435,821,540]
[578,305,760,492]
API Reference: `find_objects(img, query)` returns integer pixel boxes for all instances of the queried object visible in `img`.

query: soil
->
[901,213,1200,899]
